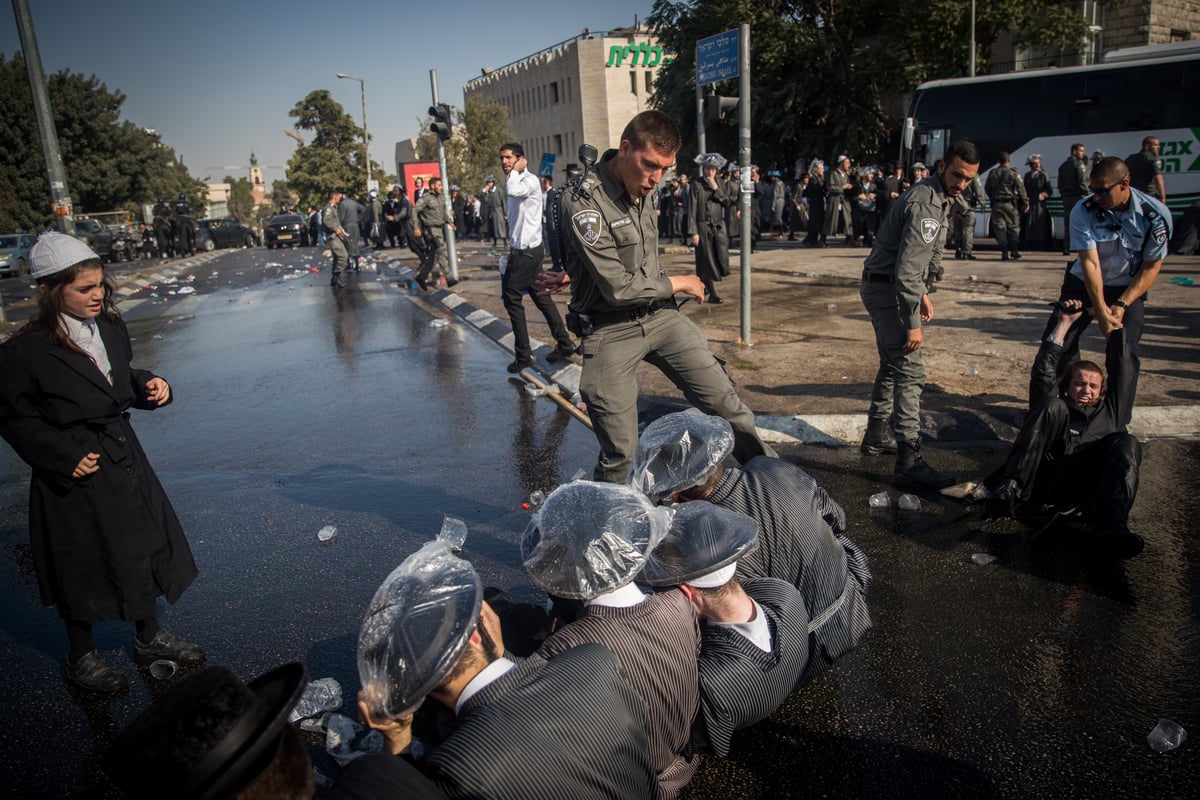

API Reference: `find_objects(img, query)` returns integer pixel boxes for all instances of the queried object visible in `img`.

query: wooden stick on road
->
[519,368,593,429]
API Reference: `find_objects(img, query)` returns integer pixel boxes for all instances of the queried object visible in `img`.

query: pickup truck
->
[73,218,116,261]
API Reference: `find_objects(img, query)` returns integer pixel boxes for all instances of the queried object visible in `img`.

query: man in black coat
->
[983,301,1144,558]
[339,192,364,271]
[1057,143,1089,255]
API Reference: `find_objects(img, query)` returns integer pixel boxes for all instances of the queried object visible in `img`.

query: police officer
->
[542,110,775,482]
[950,172,983,260]
[152,199,173,258]
[1032,156,1172,409]
[322,188,348,289]
[1126,136,1166,202]
[823,155,854,246]
[412,176,456,291]
[985,152,1028,260]
[1057,143,1089,255]
[860,140,981,489]
[173,193,196,256]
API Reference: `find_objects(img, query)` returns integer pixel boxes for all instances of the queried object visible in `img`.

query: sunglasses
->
[1090,180,1125,198]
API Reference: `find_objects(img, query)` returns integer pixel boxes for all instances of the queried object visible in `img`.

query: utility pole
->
[429,70,458,281]
[336,73,372,192]
[737,23,752,345]
[13,0,73,233]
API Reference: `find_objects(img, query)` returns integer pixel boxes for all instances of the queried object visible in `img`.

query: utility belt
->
[862,270,895,284]
[567,298,677,337]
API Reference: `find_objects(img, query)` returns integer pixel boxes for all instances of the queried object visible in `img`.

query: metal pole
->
[695,80,705,155]
[969,0,976,77]
[13,0,73,233]
[430,69,459,281]
[359,80,371,192]
[737,23,752,345]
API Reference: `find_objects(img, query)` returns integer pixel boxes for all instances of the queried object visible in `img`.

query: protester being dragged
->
[357,539,656,799]
[0,233,203,693]
[639,502,811,757]
[524,481,701,799]
[628,411,871,683]
[980,300,1145,558]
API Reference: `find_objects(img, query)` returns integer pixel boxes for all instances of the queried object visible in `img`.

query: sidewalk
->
[390,236,1200,445]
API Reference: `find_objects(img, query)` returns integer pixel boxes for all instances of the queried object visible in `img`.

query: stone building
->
[462,26,672,177]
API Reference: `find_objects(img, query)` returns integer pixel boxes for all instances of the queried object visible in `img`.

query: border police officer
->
[547,110,775,483]
[413,177,456,291]
[985,152,1028,261]
[1125,136,1167,202]
[860,140,981,489]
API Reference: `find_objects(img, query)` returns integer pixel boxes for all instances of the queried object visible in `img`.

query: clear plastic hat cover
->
[694,152,728,170]
[627,411,735,499]
[639,501,759,586]
[357,540,482,719]
[521,481,671,600]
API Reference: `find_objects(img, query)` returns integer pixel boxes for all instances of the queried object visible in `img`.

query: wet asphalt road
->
[0,245,1196,798]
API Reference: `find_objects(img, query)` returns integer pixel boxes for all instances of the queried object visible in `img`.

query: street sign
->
[539,152,556,178]
[696,29,739,85]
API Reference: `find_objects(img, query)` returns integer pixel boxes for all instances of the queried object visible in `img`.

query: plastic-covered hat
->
[1026,154,1042,165]
[627,410,735,500]
[912,162,927,171]
[694,152,728,169]
[639,502,759,587]
[357,540,482,719]
[30,231,101,280]
[521,481,670,600]
[767,169,782,178]
[485,175,496,183]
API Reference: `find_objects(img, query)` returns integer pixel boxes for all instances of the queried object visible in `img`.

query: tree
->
[415,97,512,195]
[226,177,256,225]
[286,90,385,209]
[0,52,204,232]
[271,179,298,211]
[646,0,1088,170]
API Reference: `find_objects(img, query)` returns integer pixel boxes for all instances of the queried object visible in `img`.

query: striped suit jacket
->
[708,456,873,684]
[539,589,701,799]
[427,644,657,799]
[694,577,811,757]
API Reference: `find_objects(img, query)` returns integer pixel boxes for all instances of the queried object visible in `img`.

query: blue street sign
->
[539,152,556,178]
[696,29,739,85]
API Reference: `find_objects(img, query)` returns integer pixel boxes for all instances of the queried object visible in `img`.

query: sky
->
[2,0,655,187]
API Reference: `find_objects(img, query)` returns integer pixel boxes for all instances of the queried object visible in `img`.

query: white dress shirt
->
[455,657,517,714]
[711,599,773,652]
[506,168,543,250]
[60,314,113,384]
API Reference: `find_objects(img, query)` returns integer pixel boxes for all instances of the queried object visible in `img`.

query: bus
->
[900,40,1200,244]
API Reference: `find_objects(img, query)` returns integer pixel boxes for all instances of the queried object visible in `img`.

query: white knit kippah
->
[685,561,737,589]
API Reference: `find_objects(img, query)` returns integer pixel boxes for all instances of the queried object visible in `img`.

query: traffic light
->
[430,104,453,141]
[703,94,739,124]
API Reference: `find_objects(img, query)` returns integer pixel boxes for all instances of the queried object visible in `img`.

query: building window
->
[551,81,559,103]
[645,71,653,93]
[554,134,563,154]
[1170,29,1190,42]
[630,71,637,94]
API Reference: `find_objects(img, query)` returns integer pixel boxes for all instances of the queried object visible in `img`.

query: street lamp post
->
[336,73,371,192]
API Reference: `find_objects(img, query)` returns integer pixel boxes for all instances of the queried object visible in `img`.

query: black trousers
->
[501,244,573,361]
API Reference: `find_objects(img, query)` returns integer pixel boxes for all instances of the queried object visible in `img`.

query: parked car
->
[195,218,260,251]
[264,214,310,248]
[0,233,36,277]
[73,218,115,260]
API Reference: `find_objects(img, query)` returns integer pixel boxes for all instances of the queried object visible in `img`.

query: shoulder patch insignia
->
[572,209,604,248]
[920,217,941,244]
[1152,220,1167,245]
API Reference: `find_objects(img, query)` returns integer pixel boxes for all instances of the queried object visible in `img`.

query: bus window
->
[917,128,949,168]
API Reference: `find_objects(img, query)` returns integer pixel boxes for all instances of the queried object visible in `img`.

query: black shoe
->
[330,277,346,288]
[546,346,576,363]
[707,295,723,304]
[1098,525,1145,559]
[1011,252,1022,261]
[134,630,206,666]
[445,278,459,288]
[416,276,429,291]
[1000,253,1010,261]
[965,254,977,260]
[860,420,898,455]
[507,358,535,374]
[65,651,128,692]
[954,249,963,260]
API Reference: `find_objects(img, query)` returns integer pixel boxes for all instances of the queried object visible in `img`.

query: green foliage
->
[0,52,204,232]
[226,177,256,225]
[415,97,513,196]
[647,0,1088,168]
[285,90,385,208]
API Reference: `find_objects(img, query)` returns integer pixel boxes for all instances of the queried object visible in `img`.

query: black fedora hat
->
[105,662,308,800]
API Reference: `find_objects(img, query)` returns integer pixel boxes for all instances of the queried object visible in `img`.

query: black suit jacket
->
[427,644,657,799]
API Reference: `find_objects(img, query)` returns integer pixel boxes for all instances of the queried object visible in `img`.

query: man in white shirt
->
[499,142,576,373]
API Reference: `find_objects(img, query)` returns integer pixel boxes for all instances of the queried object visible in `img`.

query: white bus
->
[901,40,1200,244]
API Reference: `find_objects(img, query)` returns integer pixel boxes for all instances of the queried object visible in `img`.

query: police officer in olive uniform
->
[860,140,981,489]
[1057,143,1089,255]
[1125,136,1166,202]
[173,193,196,256]
[550,110,775,483]
[322,187,348,289]
[985,152,1028,261]
[413,176,456,291]
[950,174,983,260]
